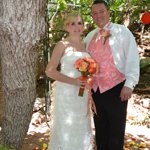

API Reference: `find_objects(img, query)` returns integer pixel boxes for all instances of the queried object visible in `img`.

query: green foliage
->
[110,0,149,27]
[44,0,149,71]
[0,145,15,150]
[48,0,149,44]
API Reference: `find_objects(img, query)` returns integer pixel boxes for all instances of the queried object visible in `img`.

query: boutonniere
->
[101,30,111,45]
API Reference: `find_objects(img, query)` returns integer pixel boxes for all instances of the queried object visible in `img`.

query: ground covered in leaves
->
[21,94,150,150]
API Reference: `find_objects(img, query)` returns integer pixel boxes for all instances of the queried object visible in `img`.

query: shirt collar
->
[98,22,112,31]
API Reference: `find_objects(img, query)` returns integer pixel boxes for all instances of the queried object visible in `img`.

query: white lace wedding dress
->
[48,50,93,150]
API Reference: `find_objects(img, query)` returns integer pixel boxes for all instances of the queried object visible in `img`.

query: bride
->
[45,12,94,150]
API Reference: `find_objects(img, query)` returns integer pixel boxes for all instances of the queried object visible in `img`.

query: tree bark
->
[0,0,47,149]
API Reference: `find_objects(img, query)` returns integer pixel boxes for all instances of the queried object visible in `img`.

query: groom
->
[84,0,140,150]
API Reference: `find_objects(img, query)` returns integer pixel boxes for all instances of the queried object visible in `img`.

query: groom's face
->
[91,3,110,28]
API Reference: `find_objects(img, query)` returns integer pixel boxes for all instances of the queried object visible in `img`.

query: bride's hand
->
[74,76,94,88]
[75,77,86,87]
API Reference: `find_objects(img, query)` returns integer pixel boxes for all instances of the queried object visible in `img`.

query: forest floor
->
[21,65,150,150]
[21,95,150,150]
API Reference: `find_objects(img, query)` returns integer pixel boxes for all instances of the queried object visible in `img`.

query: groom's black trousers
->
[92,81,128,150]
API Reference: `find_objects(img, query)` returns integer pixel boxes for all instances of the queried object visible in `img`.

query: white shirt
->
[84,23,140,90]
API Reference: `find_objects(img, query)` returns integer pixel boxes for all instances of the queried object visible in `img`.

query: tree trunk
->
[0,0,47,149]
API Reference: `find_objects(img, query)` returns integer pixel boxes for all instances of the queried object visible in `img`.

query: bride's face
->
[66,16,84,36]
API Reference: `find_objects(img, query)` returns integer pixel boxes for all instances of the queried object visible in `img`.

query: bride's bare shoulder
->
[56,39,70,47]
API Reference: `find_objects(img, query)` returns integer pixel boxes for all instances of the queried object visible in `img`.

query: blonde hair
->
[64,12,84,30]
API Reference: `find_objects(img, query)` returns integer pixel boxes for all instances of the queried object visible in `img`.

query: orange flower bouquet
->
[102,30,111,45]
[74,57,98,96]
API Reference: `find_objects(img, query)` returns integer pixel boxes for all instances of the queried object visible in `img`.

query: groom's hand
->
[120,86,133,101]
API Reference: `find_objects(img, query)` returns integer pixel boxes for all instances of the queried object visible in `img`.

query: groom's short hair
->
[92,0,109,10]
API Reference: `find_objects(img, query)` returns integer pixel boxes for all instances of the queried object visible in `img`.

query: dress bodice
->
[60,51,90,78]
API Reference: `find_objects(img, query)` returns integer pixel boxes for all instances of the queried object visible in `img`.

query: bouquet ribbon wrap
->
[78,76,88,96]
[78,76,97,115]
